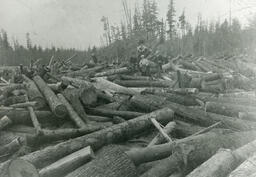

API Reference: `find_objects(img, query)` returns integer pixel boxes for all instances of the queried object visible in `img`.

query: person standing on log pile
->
[137,39,151,59]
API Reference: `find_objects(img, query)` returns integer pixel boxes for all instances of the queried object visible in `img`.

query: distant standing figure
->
[137,39,151,59]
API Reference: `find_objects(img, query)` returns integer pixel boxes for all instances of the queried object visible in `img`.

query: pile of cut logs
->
[1,55,256,177]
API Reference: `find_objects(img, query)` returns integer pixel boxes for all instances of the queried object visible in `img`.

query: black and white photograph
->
[0,0,256,176]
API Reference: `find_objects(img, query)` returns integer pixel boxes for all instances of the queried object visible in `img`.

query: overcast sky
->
[0,0,255,49]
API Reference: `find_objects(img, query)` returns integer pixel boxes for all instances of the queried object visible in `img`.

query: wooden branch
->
[148,121,176,147]
[57,93,86,128]
[39,146,94,177]
[150,118,172,143]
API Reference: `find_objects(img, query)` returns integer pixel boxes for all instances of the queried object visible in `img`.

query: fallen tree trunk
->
[22,74,46,109]
[33,75,67,118]
[65,145,138,177]
[57,93,86,128]
[205,102,256,118]
[0,116,12,130]
[62,88,89,123]
[38,146,94,177]
[92,77,139,95]
[114,80,174,88]
[187,138,256,177]
[86,108,144,120]
[228,153,256,177]
[95,67,130,77]
[0,108,174,173]
[142,87,199,95]
[29,126,103,146]
[141,131,256,177]
[120,75,151,81]
[0,110,57,125]
[2,95,26,106]
[130,94,256,130]
[10,101,37,108]
[0,138,23,157]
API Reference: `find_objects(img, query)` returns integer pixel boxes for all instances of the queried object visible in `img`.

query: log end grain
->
[8,159,39,177]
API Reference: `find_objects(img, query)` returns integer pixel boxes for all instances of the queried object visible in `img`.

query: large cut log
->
[187,138,256,177]
[0,84,26,101]
[22,74,46,109]
[141,131,256,177]
[66,65,105,77]
[196,95,256,106]
[142,87,199,95]
[0,108,174,174]
[61,76,93,88]
[95,67,130,77]
[0,138,23,157]
[130,94,256,130]
[148,121,176,146]
[2,95,26,106]
[0,110,57,125]
[92,77,139,95]
[33,75,67,118]
[57,93,86,128]
[30,127,103,146]
[86,108,144,120]
[65,145,138,177]
[148,92,199,106]
[0,116,12,130]
[8,159,39,177]
[37,146,94,177]
[10,101,37,108]
[206,102,256,118]
[62,88,88,122]
[228,153,256,177]
[120,75,151,80]
[114,80,174,88]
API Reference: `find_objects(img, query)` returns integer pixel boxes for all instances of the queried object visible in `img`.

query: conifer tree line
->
[1,0,256,66]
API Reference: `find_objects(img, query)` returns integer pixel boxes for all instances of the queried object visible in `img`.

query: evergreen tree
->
[167,0,176,39]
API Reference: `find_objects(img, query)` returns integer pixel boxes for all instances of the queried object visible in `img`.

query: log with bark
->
[33,75,67,118]
[37,146,94,177]
[187,138,256,177]
[0,138,23,157]
[142,87,199,95]
[141,131,256,177]
[0,84,26,101]
[86,108,144,120]
[57,93,86,128]
[92,77,139,95]
[0,110,57,125]
[22,74,46,109]
[62,88,89,123]
[130,94,256,130]
[120,75,151,81]
[205,102,256,118]
[65,145,138,177]
[228,153,256,177]
[9,101,37,108]
[0,107,174,173]
[0,115,12,130]
[2,95,27,106]
[114,80,174,88]
[94,67,130,77]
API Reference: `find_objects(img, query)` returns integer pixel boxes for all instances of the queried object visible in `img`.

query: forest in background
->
[1,0,256,66]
